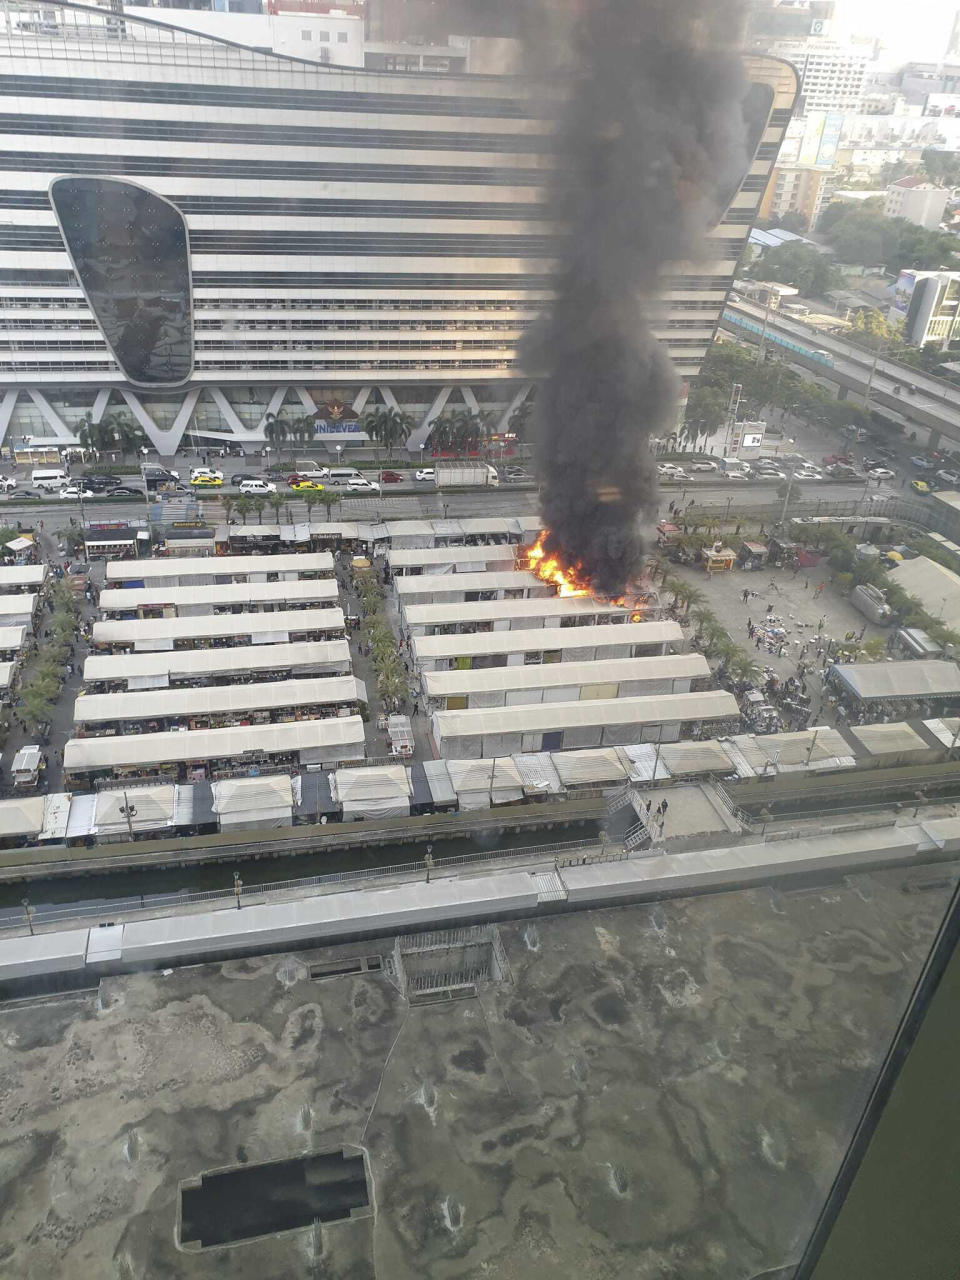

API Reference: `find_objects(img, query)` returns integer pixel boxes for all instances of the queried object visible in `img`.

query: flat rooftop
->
[0,862,955,1278]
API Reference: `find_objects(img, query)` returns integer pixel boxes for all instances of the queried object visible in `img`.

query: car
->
[862,456,884,472]
[379,470,404,483]
[911,479,932,496]
[189,467,224,482]
[910,455,936,470]
[190,475,223,487]
[794,469,822,481]
[238,478,277,495]
[231,472,258,486]
[110,484,146,497]
[82,474,121,491]
[504,466,534,480]
[822,454,854,467]
[289,477,324,491]
[415,468,435,482]
[825,464,858,479]
[656,464,688,479]
[936,469,960,486]
[866,467,895,479]
[753,467,786,480]
[0,476,17,492]
[350,477,380,492]
[58,485,95,500]
[687,460,719,472]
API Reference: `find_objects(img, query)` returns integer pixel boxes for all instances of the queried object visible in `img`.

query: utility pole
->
[805,726,821,766]
[119,790,137,841]
[756,294,773,366]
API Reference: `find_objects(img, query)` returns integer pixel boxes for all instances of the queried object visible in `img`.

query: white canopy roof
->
[98,578,339,612]
[83,639,351,685]
[64,716,365,771]
[552,748,629,786]
[73,676,363,724]
[333,764,411,818]
[423,654,708,697]
[212,774,294,826]
[395,570,542,598]
[0,626,27,651]
[436,693,736,748]
[93,607,345,646]
[388,544,516,569]
[0,795,45,837]
[0,594,36,617]
[106,552,333,581]
[0,565,45,589]
[832,660,960,701]
[93,785,179,835]
[888,556,960,631]
[0,661,14,690]
[414,620,682,660]
[405,596,631,627]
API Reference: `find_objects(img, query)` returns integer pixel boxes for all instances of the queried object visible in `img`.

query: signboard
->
[741,432,764,449]
[817,113,844,166]
[890,270,919,322]
[312,399,360,434]
[798,113,826,166]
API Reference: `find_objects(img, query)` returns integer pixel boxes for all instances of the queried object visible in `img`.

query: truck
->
[719,457,751,478]
[434,462,499,488]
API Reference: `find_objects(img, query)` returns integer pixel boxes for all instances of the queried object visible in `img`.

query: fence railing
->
[3,836,600,935]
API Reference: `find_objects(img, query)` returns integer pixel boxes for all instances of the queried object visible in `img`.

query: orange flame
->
[522,531,644,614]
[524,531,591,597]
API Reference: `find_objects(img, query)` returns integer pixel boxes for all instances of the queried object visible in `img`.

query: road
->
[723,300,960,450]
[0,477,901,535]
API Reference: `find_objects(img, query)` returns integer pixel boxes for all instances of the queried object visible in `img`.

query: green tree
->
[221,494,235,524]
[267,491,285,523]
[921,148,960,189]
[252,496,267,524]
[683,384,729,440]
[234,495,253,525]
[263,412,288,462]
[753,240,841,296]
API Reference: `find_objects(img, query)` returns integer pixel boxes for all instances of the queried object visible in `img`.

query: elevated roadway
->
[721,300,960,451]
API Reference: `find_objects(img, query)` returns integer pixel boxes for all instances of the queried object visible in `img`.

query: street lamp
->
[233,871,243,909]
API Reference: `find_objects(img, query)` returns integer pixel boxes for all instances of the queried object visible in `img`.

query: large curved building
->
[0,4,798,455]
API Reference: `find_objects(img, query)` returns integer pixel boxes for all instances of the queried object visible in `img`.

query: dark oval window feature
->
[48,175,193,386]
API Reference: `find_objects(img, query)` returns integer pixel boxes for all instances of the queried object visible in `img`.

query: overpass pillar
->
[928,430,941,451]
[836,387,847,401]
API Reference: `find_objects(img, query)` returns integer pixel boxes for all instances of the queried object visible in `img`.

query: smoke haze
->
[523,0,749,597]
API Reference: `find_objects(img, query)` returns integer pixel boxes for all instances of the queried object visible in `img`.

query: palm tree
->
[727,650,761,684]
[302,488,320,521]
[263,412,288,463]
[76,414,112,454]
[691,605,714,640]
[317,490,340,519]
[267,491,285,523]
[234,496,253,525]
[108,412,145,458]
[252,496,267,525]
[221,494,235,525]
[508,395,532,443]
[380,406,413,459]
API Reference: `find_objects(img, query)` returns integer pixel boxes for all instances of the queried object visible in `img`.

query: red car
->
[822,453,853,467]
[379,470,404,483]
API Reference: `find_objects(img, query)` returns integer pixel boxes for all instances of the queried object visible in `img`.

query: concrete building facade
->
[0,3,797,455]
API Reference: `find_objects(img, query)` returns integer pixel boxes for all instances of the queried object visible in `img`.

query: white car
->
[415,468,435,482]
[349,477,380,492]
[687,460,719,472]
[935,468,960,486]
[0,476,16,492]
[238,478,276,495]
[189,467,224,482]
[753,467,786,480]
[794,469,822,482]
[656,464,688,479]
[58,485,95,500]
[866,467,895,480]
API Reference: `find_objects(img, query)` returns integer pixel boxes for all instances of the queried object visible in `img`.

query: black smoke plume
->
[524,0,749,598]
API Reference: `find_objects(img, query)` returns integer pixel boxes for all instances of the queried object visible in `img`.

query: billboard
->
[889,270,918,323]
[817,113,844,166]
[797,113,826,166]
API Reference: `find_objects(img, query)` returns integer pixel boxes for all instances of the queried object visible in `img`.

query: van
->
[720,457,750,478]
[295,459,329,477]
[326,467,364,484]
[31,468,68,492]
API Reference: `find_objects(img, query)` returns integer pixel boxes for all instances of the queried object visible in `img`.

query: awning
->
[513,753,563,794]
[333,764,411,820]
[552,748,628,787]
[422,758,456,806]
[211,774,294,828]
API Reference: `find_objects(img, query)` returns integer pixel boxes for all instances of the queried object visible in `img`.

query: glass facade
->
[48,176,193,385]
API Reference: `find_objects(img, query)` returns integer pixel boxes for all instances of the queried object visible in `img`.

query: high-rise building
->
[757,39,867,113]
[889,271,960,350]
[0,2,797,455]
